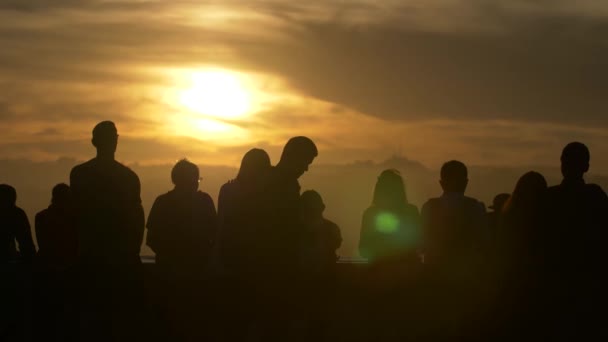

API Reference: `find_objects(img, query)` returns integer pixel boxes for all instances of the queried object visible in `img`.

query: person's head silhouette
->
[561,142,590,180]
[51,183,71,207]
[0,184,17,209]
[440,160,468,194]
[172,159,200,193]
[301,190,325,221]
[504,171,547,212]
[489,193,510,213]
[373,169,407,209]
[278,136,318,179]
[92,121,118,158]
[237,148,271,184]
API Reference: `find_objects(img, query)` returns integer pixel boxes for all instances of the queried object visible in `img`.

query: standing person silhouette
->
[0,184,35,263]
[33,183,78,342]
[487,193,510,232]
[359,169,421,263]
[356,170,423,341]
[215,148,271,341]
[70,121,145,342]
[217,148,271,274]
[299,190,341,341]
[0,185,35,342]
[35,183,77,269]
[420,160,488,339]
[496,172,547,339]
[258,136,317,341]
[146,159,217,342]
[542,142,608,339]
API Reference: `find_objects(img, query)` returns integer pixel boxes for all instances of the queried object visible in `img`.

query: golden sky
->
[1,0,607,173]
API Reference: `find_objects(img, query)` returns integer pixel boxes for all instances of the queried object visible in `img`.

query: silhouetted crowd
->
[1,121,607,341]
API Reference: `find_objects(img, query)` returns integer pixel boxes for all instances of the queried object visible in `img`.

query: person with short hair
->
[541,142,608,339]
[35,183,77,269]
[69,121,145,341]
[0,184,35,263]
[146,158,217,342]
[421,160,487,265]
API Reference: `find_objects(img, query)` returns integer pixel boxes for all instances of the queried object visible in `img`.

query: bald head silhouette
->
[561,142,590,180]
[92,121,118,159]
[278,136,318,179]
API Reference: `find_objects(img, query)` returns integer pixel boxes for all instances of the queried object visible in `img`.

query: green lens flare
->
[375,212,400,233]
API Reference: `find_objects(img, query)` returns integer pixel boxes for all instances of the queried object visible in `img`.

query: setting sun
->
[179,70,251,119]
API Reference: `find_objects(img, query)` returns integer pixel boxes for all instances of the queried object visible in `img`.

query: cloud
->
[0,0,607,173]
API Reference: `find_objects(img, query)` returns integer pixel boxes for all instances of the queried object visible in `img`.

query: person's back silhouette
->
[421,161,486,265]
[487,193,510,232]
[69,121,145,342]
[300,190,342,274]
[70,121,144,264]
[217,148,271,274]
[33,183,78,342]
[146,159,217,341]
[35,183,77,269]
[496,171,547,338]
[419,161,489,338]
[258,136,318,341]
[542,142,608,338]
[0,184,35,263]
[299,190,341,340]
[359,169,420,263]
[214,148,271,342]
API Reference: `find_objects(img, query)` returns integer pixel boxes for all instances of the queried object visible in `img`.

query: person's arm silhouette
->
[15,208,35,260]
[146,195,164,256]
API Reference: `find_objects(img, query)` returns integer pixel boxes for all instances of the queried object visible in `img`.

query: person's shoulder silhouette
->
[0,184,35,262]
[70,121,144,264]
[146,159,217,266]
[421,160,486,264]
[300,190,342,270]
[35,183,77,268]
[359,169,421,262]
[217,148,271,271]
[264,137,318,264]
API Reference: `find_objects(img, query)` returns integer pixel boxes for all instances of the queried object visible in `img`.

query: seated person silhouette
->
[0,184,35,263]
[217,148,271,274]
[421,160,486,266]
[69,121,145,342]
[146,159,217,342]
[300,190,342,274]
[35,183,77,270]
[542,142,608,338]
[359,169,421,263]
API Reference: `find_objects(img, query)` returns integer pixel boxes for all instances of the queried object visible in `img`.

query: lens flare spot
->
[375,212,400,234]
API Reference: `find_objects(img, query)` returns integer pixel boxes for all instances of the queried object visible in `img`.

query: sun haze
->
[179,69,251,119]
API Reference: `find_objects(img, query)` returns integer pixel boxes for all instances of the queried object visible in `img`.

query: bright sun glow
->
[179,70,251,118]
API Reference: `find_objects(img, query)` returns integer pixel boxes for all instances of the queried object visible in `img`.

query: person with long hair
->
[497,171,547,339]
[217,148,272,271]
[359,169,421,263]
[214,148,271,341]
